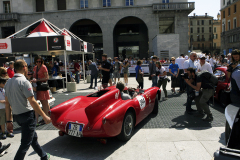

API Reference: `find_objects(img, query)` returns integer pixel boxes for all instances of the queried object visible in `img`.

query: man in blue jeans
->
[149,55,158,87]
[5,60,51,160]
[88,60,98,89]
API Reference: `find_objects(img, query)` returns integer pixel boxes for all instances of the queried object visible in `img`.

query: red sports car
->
[214,67,231,107]
[50,86,161,141]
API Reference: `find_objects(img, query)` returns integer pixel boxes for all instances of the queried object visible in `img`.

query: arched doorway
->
[113,16,148,59]
[70,19,103,60]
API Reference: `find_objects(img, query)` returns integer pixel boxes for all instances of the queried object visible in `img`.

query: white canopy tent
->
[0,18,95,84]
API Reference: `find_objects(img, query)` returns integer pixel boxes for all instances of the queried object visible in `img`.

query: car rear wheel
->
[225,120,231,145]
[117,111,134,141]
[152,94,159,114]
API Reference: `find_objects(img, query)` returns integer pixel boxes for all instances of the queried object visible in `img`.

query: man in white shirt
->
[183,52,199,114]
[176,54,186,92]
[197,55,213,73]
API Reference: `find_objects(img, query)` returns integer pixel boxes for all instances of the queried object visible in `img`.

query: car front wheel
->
[117,111,134,141]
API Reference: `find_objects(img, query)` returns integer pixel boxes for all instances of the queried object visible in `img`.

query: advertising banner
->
[71,38,81,51]
[11,37,47,52]
[48,36,65,51]
[83,42,87,52]
[0,39,12,53]
[65,36,72,51]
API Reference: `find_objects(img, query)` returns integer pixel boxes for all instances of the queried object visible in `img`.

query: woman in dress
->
[32,56,50,125]
[123,59,130,86]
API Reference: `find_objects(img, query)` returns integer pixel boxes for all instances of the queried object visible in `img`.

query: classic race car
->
[50,86,161,141]
[214,103,240,160]
[213,67,231,107]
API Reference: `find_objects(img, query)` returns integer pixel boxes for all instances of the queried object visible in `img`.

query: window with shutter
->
[36,0,44,12]
[57,0,66,10]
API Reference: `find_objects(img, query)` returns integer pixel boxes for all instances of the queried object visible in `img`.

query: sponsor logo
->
[28,88,32,91]
[136,95,146,110]
[84,45,87,50]
[53,38,59,43]
[0,43,8,49]
[67,40,70,47]
[52,46,61,49]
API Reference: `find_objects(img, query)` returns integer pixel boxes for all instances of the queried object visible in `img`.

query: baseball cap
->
[199,54,206,59]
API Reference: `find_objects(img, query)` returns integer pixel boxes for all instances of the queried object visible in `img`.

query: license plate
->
[68,123,83,137]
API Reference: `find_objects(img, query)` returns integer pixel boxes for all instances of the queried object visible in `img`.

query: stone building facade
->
[0,0,194,59]
[213,13,221,54]
[220,0,240,54]
[188,13,214,53]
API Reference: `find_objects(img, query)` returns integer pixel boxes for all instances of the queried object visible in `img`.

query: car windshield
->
[87,90,110,97]
[214,70,226,82]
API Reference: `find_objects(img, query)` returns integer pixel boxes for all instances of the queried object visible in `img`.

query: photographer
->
[156,62,168,101]
[184,52,198,114]
[227,49,240,104]
[184,68,214,121]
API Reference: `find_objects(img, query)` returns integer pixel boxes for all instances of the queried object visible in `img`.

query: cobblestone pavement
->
[13,90,225,131]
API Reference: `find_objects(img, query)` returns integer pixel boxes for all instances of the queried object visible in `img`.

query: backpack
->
[197,70,218,86]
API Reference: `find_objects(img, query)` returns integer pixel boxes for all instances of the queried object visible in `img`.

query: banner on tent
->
[84,42,87,52]
[65,36,72,51]
[11,37,47,52]
[0,39,12,53]
[48,36,65,50]
[71,38,81,51]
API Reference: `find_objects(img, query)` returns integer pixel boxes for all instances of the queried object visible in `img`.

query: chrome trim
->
[225,104,240,129]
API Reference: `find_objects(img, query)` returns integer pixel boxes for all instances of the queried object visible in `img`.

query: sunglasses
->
[36,61,42,63]
[171,60,175,61]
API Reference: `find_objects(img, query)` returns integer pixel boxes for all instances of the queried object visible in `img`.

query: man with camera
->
[184,67,214,121]
[183,52,199,114]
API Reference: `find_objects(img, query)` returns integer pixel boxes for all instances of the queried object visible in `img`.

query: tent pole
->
[93,53,95,62]
[82,53,85,83]
[6,18,43,39]
[44,19,60,35]
[64,50,67,92]
[30,53,33,71]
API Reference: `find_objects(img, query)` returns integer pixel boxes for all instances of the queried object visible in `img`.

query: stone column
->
[101,23,114,58]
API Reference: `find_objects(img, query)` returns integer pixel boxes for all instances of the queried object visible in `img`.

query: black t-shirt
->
[196,74,213,89]
[101,60,111,77]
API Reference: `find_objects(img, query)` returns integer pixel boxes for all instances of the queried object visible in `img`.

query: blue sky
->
[189,0,220,19]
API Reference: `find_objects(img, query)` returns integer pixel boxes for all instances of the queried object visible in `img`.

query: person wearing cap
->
[7,61,14,78]
[113,57,122,83]
[197,55,213,73]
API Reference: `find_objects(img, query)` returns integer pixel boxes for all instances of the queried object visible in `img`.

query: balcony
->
[153,2,195,12]
[0,13,20,22]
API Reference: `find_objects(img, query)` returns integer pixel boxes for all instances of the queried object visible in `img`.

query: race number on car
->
[136,95,146,110]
